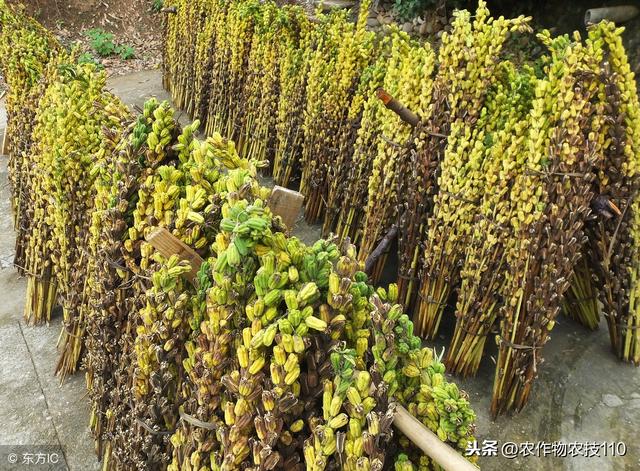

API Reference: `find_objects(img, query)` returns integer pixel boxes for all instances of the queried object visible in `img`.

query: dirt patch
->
[7,0,164,76]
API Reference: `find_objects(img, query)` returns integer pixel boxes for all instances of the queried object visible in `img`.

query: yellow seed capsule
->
[282,333,294,353]
[356,371,371,395]
[224,402,235,425]
[322,437,337,455]
[262,391,275,412]
[237,346,249,369]
[234,397,249,417]
[346,387,362,407]
[303,444,315,466]
[352,437,364,457]
[284,366,300,385]
[323,382,333,420]
[328,413,349,429]
[356,456,370,471]
[290,419,304,433]
[293,335,306,353]
[366,412,379,436]
[284,353,299,373]
[330,396,343,417]
[249,356,265,375]
[270,363,282,385]
[242,328,252,349]
[263,324,277,346]
[305,316,327,331]
[273,345,286,365]
[349,419,362,438]
[362,397,376,414]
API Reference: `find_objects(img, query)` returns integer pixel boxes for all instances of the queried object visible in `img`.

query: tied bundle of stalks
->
[299,0,377,223]
[163,0,209,113]
[0,1,61,277]
[237,4,309,174]
[445,62,537,377]
[584,23,640,364]
[272,15,312,188]
[322,56,388,238]
[357,30,435,283]
[491,30,606,415]
[414,3,532,339]
[207,0,260,140]
[26,58,131,377]
[331,59,390,245]
[22,57,128,333]
[85,99,179,461]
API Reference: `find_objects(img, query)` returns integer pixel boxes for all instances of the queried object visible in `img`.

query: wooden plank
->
[393,405,478,471]
[145,227,204,283]
[268,186,304,230]
[1,128,8,156]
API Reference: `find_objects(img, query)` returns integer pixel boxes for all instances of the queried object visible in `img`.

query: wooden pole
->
[393,405,478,471]
[364,225,398,274]
[376,88,420,127]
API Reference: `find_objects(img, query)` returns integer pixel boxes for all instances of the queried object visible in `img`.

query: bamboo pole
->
[376,88,420,127]
[584,6,639,25]
[393,405,478,471]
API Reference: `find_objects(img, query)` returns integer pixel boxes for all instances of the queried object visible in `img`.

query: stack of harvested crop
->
[0,1,61,276]
[414,5,532,339]
[357,29,435,282]
[584,23,640,365]
[446,62,537,377]
[491,30,606,414]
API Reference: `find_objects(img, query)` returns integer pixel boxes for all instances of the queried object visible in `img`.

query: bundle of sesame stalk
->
[490,28,615,414]
[84,98,181,462]
[583,22,640,365]
[272,17,312,188]
[328,54,387,245]
[441,61,536,377]
[162,0,207,113]
[0,0,61,278]
[356,30,435,282]
[299,0,377,223]
[413,5,532,339]
[321,55,388,238]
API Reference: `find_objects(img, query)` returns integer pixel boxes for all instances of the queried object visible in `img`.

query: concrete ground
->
[0,69,639,471]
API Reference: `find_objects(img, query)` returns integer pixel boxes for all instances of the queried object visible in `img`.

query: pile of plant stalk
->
[0,2,478,470]
[162,0,640,416]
